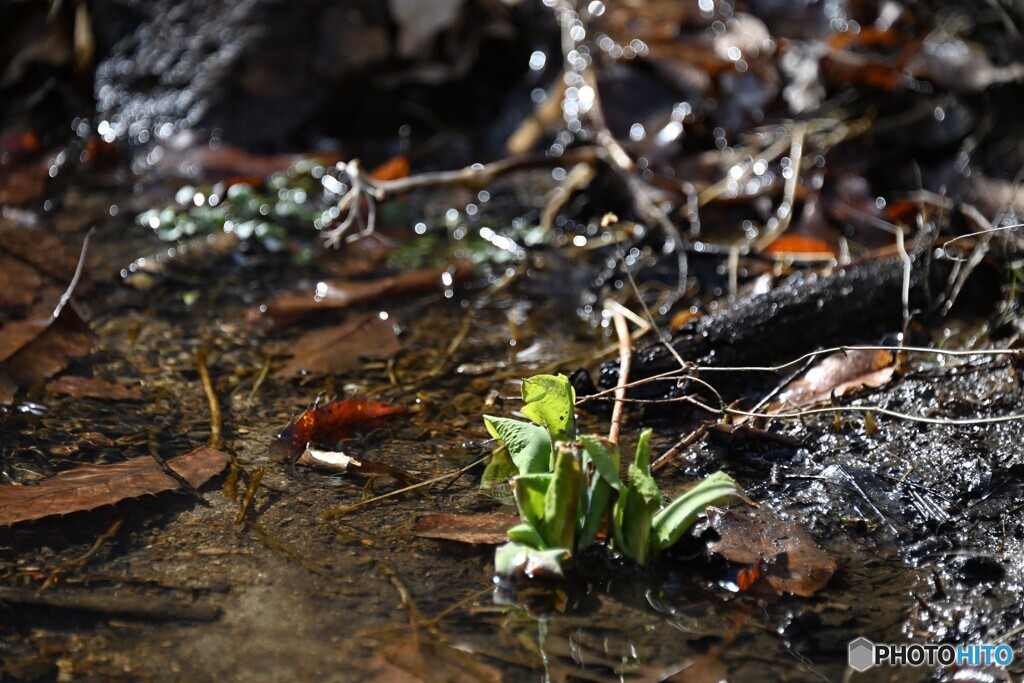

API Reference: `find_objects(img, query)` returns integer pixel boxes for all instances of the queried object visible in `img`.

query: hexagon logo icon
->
[848,637,876,672]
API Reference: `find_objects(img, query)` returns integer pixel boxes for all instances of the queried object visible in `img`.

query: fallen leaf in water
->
[0,447,230,526]
[277,397,406,455]
[273,313,400,379]
[707,506,836,597]
[772,349,894,411]
[369,637,502,683]
[297,445,421,485]
[253,262,473,329]
[412,513,520,545]
[762,234,836,257]
[369,155,410,181]
[46,375,145,401]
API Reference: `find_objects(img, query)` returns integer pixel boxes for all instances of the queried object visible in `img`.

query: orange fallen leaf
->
[762,235,836,257]
[0,447,231,526]
[369,155,410,181]
[412,513,521,545]
[277,397,406,455]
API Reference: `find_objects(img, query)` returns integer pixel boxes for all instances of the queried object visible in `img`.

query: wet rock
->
[89,0,544,150]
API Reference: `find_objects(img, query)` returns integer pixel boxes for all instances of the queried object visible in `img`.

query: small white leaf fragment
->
[298,445,360,471]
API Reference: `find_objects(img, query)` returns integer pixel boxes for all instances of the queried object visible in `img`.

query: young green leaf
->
[576,436,623,551]
[612,430,663,564]
[513,473,552,544]
[483,415,551,475]
[578,477,613,551]
[507,522,546,549]
[650,471,745,552]
[519,374,576,443]
[579,435,624,491]
[542,444,582,550]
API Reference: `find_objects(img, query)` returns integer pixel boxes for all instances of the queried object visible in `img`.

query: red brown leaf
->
[277,397,406,454]
[412,513,521,545]
[369,155,410,181]
[0,447,231,526]
[272,313,400,379]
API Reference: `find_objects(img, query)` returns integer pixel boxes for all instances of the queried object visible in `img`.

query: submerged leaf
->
[707,506,836,597]
[0,447,230,526]
[369,635,503,683]
[272,313,400,378]
[412,513,520,545]
[519,374,576,443]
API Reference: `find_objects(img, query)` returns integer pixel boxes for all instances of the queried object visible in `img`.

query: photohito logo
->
[848,637,1014,672]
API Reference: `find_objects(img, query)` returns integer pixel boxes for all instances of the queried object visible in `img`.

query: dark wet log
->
[596,249,960,406]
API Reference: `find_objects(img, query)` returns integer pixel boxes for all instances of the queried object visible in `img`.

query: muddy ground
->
[0,177,1023,683]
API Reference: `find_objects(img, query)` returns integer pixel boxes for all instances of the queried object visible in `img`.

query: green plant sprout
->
[485,374,746,578]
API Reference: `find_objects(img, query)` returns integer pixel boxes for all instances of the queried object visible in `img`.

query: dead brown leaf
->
[412,513,520,545]
[0,305,93,405]
[707,506,836,597]
[772,349,894,411]
[0,220,80,282]
[273,313,400,379]
[0,252,43,308]
[0,447,231,526]
[46,375,145,401]
[369,638,502,683]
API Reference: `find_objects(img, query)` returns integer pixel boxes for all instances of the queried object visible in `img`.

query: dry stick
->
[321,455,488,520]
[540,162,597,231]
[196,347,223,450]
[235,467,264,524]
[40,519,123,592]
[651,424,710,473]
[608,308,632,446]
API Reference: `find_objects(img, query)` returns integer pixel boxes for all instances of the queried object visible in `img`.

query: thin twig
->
[196,347,223,450]
[40,519,123,591]
[50,226,95,322]
[609,307,632,445]
[321,455,487,520]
